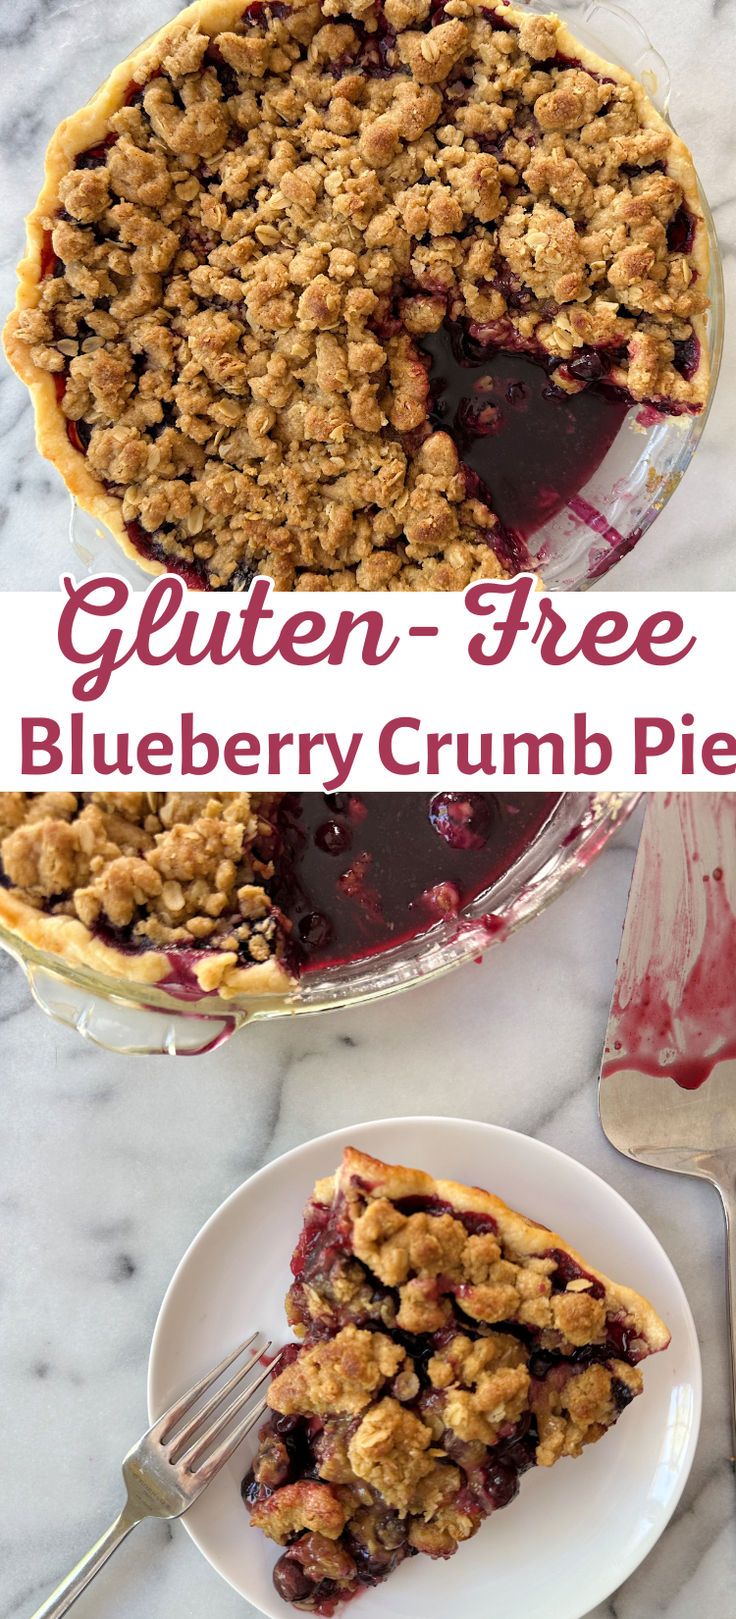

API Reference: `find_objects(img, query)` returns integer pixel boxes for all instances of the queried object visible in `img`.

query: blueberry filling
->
[328,10,401,80]
[66,417,92,454]
[119,518,212,592]
[204,42,241,99]
[241,1,290,25]
[673,333,701,382]
[267,791,558,975]
[73,134,117,170]
[421,321,630,545]
[393,1195,498,1236]
[667,204,697,256]
[611,1376,636,1412]
[545,1247,606,1300]
[290,1201,351,1282]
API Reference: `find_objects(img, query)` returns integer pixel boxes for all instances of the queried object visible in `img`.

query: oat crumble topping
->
[8,0,709,591]
[0,791,282,979]
[268,1324,406,1414]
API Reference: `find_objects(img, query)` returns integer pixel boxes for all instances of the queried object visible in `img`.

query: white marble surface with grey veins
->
[0,0,734,589]
[1,802,735,1619]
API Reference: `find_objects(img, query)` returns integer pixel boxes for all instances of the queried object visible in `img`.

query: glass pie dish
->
[0,791,637,1055]
[64,0,724,592]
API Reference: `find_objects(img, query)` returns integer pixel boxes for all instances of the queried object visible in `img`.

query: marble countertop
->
[2,799,735,1619]
[0,0,734,590]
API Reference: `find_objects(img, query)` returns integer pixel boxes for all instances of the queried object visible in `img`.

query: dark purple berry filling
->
[673,333,701,381]
[667,204,697,256]
[420,321,630,545]
[269,792,558,974]
[545,1248,606,1300]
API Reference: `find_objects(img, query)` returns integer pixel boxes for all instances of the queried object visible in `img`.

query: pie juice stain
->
[421,321,630,543]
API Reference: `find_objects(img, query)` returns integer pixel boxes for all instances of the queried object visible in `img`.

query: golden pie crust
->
[4,0,711,591]
[0,790,294,999]
[318,1145,671,1352]
[0,889,292,998]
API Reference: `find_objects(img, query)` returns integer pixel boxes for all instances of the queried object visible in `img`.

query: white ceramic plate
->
[148,1117,701,1619]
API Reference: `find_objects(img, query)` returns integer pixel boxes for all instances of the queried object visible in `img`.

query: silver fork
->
[30,1331,280,1619]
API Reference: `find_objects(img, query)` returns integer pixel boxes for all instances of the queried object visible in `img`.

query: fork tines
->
[154,1332,282,1482]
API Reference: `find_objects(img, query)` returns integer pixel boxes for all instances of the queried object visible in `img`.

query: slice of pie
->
[5,0,710,591]
[244,1145,670,1612]
[0,790,556,996]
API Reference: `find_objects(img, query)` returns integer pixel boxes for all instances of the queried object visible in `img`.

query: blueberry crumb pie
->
[5,0,710,591]
[244,1146,670,1612]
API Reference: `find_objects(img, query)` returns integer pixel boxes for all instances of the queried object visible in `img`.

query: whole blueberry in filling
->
[429,792,495,850]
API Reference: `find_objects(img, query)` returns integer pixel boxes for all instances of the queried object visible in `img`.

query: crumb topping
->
[11,0,708,591]
[0,790,282,975]
[250,1478,348,1542]
[534,1358,642,1466]
[269,1324,405,1414]
[347,1396,459,1515]
[428,1331,530,1443]
[352,1197,467,1283]
[349,1193,566,1335]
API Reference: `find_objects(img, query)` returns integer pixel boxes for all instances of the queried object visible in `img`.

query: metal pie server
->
[599,793,736,1463]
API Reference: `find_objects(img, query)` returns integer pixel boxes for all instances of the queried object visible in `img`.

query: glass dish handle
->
[25,964,238,1056]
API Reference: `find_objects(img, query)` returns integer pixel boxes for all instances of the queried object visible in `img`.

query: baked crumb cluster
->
[12,0,707,591]
[0,791,281,977]
[245,1159,651,1611]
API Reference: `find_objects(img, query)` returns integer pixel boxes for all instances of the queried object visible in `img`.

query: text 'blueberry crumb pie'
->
[244,1146,670,1612]
[4,0,709,590]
